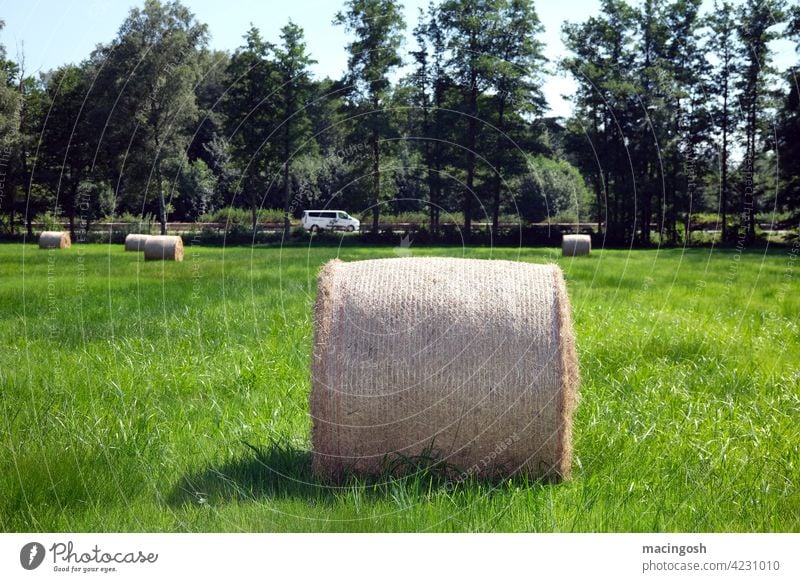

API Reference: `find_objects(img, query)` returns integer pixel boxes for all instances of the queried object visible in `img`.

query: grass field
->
[0,241,798,532]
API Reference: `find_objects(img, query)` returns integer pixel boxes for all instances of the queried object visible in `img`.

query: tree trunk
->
[283,85,294,239]
[156,159,166,235]
[153,119,166,235]
[746,95,757,244]
[282,162,292,239]
[423,102,436,235]
[251,191,258,233]
[371,126,380,235]
[8,181,15,235]
[370,91,381,235]
[68,201,76,241]
[492,98,506,233]
[593,112,603,236]
[464,71,477,241]
[20,133,30,238]
[720,74,729,243]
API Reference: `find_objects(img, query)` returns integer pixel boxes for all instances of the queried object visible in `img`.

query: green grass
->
[0,242,798,532]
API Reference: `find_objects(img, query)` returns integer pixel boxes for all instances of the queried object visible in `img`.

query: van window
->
[323,212,336,219]
[337,212,347,219]
[307,211,321,218]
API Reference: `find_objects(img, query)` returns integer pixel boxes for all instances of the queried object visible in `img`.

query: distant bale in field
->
[38,231,71,249]
[562,234,591,257]
[311,257,579,483]
[143,235,184,262]
[124,234,151,252]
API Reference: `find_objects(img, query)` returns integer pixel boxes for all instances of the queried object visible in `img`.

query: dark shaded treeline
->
[0,0,797,244]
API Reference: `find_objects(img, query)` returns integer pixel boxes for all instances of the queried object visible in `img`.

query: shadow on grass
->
[169,439,557,507]
[169,441,327,506]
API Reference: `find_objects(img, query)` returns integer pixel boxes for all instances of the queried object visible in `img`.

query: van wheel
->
[346,225,355,232]
[310,225,319,233]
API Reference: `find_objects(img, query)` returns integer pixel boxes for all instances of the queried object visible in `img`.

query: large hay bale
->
[311,257,579,482]
[38,231,71,249]
[143,235,184,262]
[562,234,591,257]
[124,233,151,252]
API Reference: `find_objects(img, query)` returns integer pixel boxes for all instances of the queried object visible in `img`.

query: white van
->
[302,210,360,233]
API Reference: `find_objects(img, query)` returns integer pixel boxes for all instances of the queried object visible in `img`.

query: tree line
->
[0,0,797,244]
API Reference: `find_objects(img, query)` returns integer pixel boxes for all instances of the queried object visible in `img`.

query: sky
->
[0,0,796,118]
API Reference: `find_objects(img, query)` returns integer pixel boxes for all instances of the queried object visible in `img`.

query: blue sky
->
[0,0,795,118]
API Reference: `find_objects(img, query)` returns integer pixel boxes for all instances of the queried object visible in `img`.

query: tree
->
[439,0,502,237]
[563,0,638,242]
[222,25,279,231]
[335,0,405,234]
[487,0,547,231]
[564,0,714,246]
[707,1,740,242]
[736,0,786,244]
[96,0,208,233]
[776,3,800,216]
[275,21,316,237]
[409,3,453,234]
[0,20,21,233]
[39,64,94,239]
[15,62,48,237]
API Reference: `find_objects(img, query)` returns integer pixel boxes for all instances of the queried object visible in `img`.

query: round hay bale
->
[124,234,151,252]
[562,234,591,257]
[143,235,184,262]
[311,257,579,482]
[38,231,71,249]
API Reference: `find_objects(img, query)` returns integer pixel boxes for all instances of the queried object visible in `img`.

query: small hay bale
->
[311,257,579,482]
[562,234,591,257]
[38,231,71,249]
[124,234,151,252]
[143,235,184,262]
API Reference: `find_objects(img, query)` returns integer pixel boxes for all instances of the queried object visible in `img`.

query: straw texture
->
[38,231,71,249]
[562,234,591,257]
[311,257,579,482]
[143,235,184,262]
[124,234,151,252]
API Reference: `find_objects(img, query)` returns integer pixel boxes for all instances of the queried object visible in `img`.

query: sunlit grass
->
[0,241,797,532]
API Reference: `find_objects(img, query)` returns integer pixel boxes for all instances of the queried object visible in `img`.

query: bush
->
[516,156,593,224]
[198,207,295,225]
[199,206,251,225]
[34,211,64,231]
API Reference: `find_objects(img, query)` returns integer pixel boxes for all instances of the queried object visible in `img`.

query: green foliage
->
[335,0,405,101]
[91,0,209,232]
[33,210,63,231]
[176,159,218,220]
[335,0,406,233]
[0,0,797,244]
[515,155,592,223]
[198,206,291,225]
[0,20,19,155]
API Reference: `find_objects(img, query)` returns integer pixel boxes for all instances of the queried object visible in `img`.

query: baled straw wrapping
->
[124,234,151,252]
[143,235,184,262]
[562,234,591,256]
[38,231,71,249]
[311,257,579,482]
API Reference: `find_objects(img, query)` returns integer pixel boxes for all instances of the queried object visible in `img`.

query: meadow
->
[0,241,797,532]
